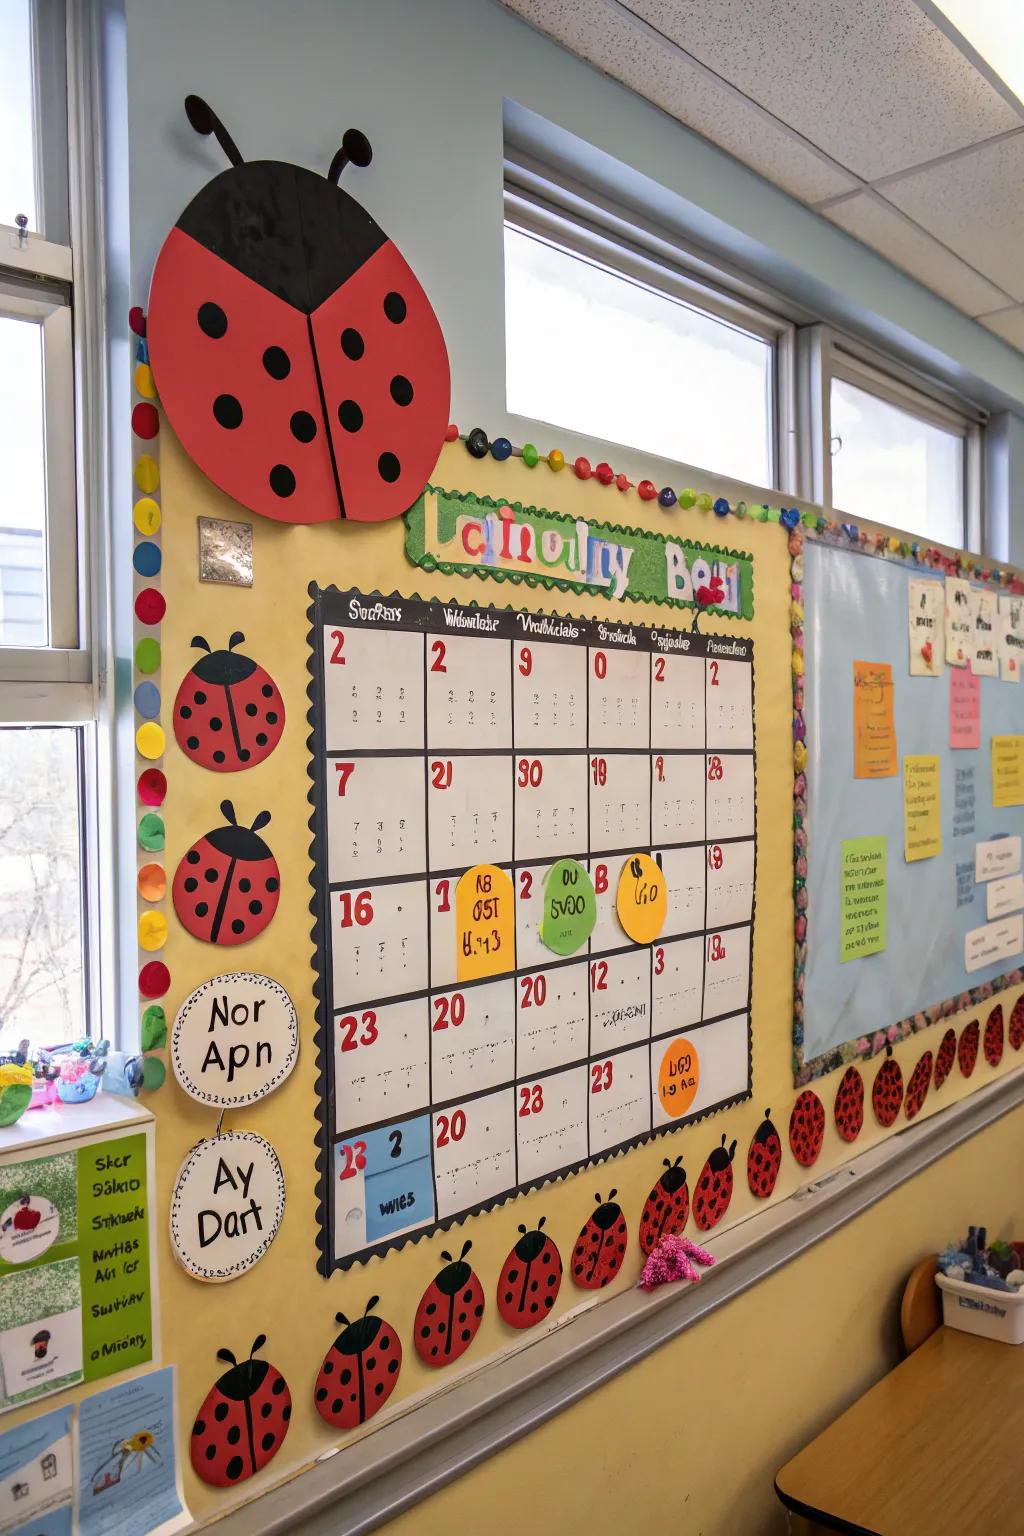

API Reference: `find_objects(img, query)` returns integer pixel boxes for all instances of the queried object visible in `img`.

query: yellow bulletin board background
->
[146,432,1024,1525]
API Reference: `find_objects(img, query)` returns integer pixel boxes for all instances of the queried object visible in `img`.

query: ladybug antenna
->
[440,1251,453,1263]
[364,1296,379,1316]
[459,1240,472,1260]
[191,635,211,653]
[334,1312,350,1327]
[327,128,373,184]
[249,1335,266,1359]
[608,1188,618,1200]
[251,809,272,832]
[764,1108,771,1118]
[220,800,237,826]
[538,1216,546,1231]
[184,95,243,168]
[517,1224,527,1236]
[216,1348,237,1366]
[662,1158,671,1170]
[228,631,245,651]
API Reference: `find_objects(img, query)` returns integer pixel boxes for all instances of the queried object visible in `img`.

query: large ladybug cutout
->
[314,1296,401,1429]
[692,1136,736,1231]
[746,1109,782,1199]
[833,1066,864,1144]
[191,1335,291,1487]
[984,1004,1005,1067]
[174,632,284,771]
[413,1242,484,1368]
[904,1051,933,1120]
[639,1158,690,1256]
[934,1028,957,1089]
[958,1019,980,1078]
[172,800,280,945]
[571,1191,628,1290]
[148,97,450,526]
[871,1046,903,1127]
[1010,996,1024,1051]
[788,1090,825,1168]
[496,1218,562,1328]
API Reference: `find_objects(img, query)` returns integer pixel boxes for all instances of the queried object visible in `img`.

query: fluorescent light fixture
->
[930,0,1024,106]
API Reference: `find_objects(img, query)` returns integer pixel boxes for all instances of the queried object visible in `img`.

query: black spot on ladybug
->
[180,705,192,719]
[245,703,258,717]
[209,717,223,732]
[374,1382,385,1396]
[331,1397,343,1415]
[316,1386,328,1402]
[231,919,245,935]
[255,732,268,746]
[213,750,225,764]
[187,850,200,865]
[194,691,207,706]
[261,1399,273,1413]
[290,410,317,442]
[226,1456,244,1480]
[384,291,406,323]
[184,877,198,893]
[198,301,227,338]
[378,452,401,483]
[213,393,243,429]
[214,1402,229,1421]
[461,1329,471,1341]
[226,1424,240,1444]
[271,1376,286,1395]
[338,399,363,432]
[249,900,263,915]
[282,1405,290,1421]
[388,1359,399,1373]
[239,878,251,892]
[266,711,278,725]
[341,328,364,360]
[204,868,218,883]
[204,1444,216,1461]
[196,902,209,918]
[261,684,273,698]
[261,1433,276,1452]
[187,736,200,750]
[390,375,413,406]
[420,1326,430,1338]
[269,464,296,497]
[262,346,290,379]
[193,1419,205,1436]
[266,876,279,891]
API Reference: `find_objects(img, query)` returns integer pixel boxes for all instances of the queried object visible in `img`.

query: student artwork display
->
[190,1336,291,1487]
[171,973,299,1107]
[745,1111,782,1198]
[787,1090,824,1168]
[832,1065,864,1143]
[412,1244,485,1368]
[570,1193,628,1290]
[308,587,756,1270]
[173,634,285,771]
[168,1131,285,1282]
[690,1137,736,1231]
[147,98,450,527]
[638,1159,690,1255]
[495,1219,562,1328]
[172,803,280,946]
[78,1366,190,1536]
[314,1298,403,1427]
[903,1052,933,1120]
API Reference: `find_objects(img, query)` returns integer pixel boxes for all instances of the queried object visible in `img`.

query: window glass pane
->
[0,313,47,646]
[830,377,965,547]
[0,728,85,1052]
[505,227,773,486]
[0,0,37,232]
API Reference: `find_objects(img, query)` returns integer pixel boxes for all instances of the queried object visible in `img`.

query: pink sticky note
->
[950,664,981,750]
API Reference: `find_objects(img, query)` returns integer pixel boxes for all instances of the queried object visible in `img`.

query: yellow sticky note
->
[993,735,1024,807]
[903,755,941,861]
[615,853,667,944]
[853,660,897,779]
[455,864,514,982]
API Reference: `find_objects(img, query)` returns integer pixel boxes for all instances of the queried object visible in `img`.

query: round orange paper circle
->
[138,862,167,902]
[657,1036,700,1118]
[615,852,667,944]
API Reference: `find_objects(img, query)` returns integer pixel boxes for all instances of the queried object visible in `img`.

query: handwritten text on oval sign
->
[169,1131,285,1282]
[172,972,299,1107]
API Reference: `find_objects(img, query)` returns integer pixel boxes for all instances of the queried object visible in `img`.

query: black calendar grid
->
[308,587,755,1273]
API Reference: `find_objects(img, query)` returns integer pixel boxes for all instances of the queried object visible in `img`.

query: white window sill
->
[0,1093,153,1155]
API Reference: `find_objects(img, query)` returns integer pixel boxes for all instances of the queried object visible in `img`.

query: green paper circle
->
[137,812,164,851]
[540,858,597,956]
[140,1005,167,1051]
[141,1055,166,1091]
[135,637,161,674]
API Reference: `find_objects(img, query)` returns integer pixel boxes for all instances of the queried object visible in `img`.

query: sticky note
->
[657,1036,700,1118]
[908,578,944,676]
[903,755,941,861]
[949,666,980,750]
[976,835,1021,882]
[615,853,667,944]
[945,576,973,667]
[965,914,1024,973]
[840,837,886,962]
[993,735,1024,807]
[540,858,596,955]
[853,661,897,779]
[455,864,514,982]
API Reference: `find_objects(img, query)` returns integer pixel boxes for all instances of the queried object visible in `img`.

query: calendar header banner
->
[405,486,754,618]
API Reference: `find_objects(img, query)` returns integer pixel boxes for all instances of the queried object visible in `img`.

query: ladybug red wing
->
[314,1298,402,1429]
[958,1020,980,1078]
[639,1159,689,1255]
[984,1005,1004,1067]
[746,1110,782,1199]
[496,1220,562,1328]
[788,1090,825,1167]
[833,1067,864,1144]
[692,1137,736,1231]
[871,1048,904,1127]
[192,1337,291,1487]
[571,1193,628,1289]
[933,1028,957,1088]
[413,1243,485,1368]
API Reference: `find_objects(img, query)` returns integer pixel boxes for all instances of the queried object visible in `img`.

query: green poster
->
[840,836,887,962]
[540,859,597,955]
[78,1133,152,1381]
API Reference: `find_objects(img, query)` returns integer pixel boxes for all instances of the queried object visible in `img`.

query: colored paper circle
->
[657,1036,700,1118]
[135,722,165,760]
[134,681,160,720]
[134,361,156,398]
[128,305,146,336]
[134,587,166,625]
[138,862,167,902]
[135,637,161,674]
[138,910,168,951]
[134,455,160,493]
[139,960,170,998]
[132,402,159,439]
[137,767,166,805]
[137,813,165,852]
[172,972,299,1107]
[142,1055,166,1091]
[169,1131,285,1281]
[454,864,515,982]
[540,859,596,955]
[132,496,161,534]
[141,1004,167,1050]
[0,1195,60,1265]
[615,853,667,944]
[133,540,162,577]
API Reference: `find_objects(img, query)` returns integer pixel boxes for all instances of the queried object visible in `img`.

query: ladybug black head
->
[752,1109,778,1145]
[435,1240,473,1295]
[333,1295,383,1354]
[659,1157,687,1194]
[592,1190,621,1230]
[214,1334,271,1398]
[205,800,273,861]
[513,1217,549,1263]
[708,1136,737,1173]
[189,630,258,686]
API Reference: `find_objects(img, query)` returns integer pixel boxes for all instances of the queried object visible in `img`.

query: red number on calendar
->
[593,863,608,894]
[518,646,532,677]
[338,1141,367,1179]
[707,755,724,781]
[518,1084,544,1116]
[708,934,726,962]
[709,659,720,686]
[517,758,543,788]
[334,761,355,796]
[655,754,665,783]
[590,1061,613,1093]
[590,960,608,992]
[435,1110,466,1147]
[707,844,724,870]
[654,946,665,975]
[430,639,447,673]
[329,629,346,664]
[338,890,373,927]
[338,1010,378,1052]
[654,656,665,683]
[434,878,451,913]
[433,992,466,1030]
[591,756,607,786]
[519,974,547,1008]
[593,651,607,680]
[431,759,452,789]
[518,870,533,900]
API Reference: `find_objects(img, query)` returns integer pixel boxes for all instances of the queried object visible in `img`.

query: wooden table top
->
[776,1327,1024,1535]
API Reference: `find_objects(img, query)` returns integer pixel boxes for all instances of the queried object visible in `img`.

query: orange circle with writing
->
[657,1037,700,1118]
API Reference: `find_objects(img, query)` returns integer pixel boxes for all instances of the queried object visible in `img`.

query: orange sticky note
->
[853,661,897,779]
[455,864,515,982]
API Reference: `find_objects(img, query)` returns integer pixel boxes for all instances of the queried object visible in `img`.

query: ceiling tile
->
[616,0,1023,179]
[979,306,1024,352]
[822,191,1013,315]
[880,133,1024,300]
[501,0,859,202]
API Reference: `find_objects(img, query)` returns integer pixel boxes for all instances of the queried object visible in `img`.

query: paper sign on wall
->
[77,1366,189,1536]
[169,1132,284,1283]
[965,913,1024,973]
[852,661,897,778]
[993,735,1024,807]
[903,755,941,861]
[455,864,515,982]
[949,666,980,750]
[0,1405,72,1534]
[970,588,999,677]
[999,594,1024,682]
[945,577,973,667]
[975,835,1021,882]
[171,972,298,1107]
[840,836,887,961]
[986,873,1024,920]
[540,859,596,955]
[908,578,944,675]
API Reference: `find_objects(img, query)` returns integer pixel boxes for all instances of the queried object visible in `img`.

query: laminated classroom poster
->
[76,1368,189,1536]
[0,1404,72,1534]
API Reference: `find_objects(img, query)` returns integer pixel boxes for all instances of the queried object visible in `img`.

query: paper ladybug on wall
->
[174,633,284,772]
[413,1242,484,1368]
[191,1335,291,1487]
[639,1158,690,1256]
[147,97,450,526]
[571,1192,627,1290]
[746,1110,782,1199]
[172,800,280,945]
[496,1218,562,1328]
[314,1296,402,1429]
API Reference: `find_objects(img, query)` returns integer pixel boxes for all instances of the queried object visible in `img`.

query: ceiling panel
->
[822,190,1013,315]
[979,307,1024,350]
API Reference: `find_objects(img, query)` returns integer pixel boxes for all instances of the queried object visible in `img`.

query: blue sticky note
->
[364,1157,435,1241]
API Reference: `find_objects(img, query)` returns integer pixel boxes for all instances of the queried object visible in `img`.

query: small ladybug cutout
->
[958,1019,980,1078]
[692,1137,737,1231]
[833,1067,864,1144]
[496,1217,562,1328]
[788,1090,825,1168]
[871,1046,904,1127]
[174,632,284,771]
[314,1296,402,1429]
[746,1110,782,1199]
[173,800,280,945]
[571,1191,628,1289]
[148,98,450,526]
[934,1028,957,1089]
[413,1242,484,1368]
[191,1335,291,1487]
[984,1004,1005,1067]
[1009,996,1024,1051]
[904,1051,933,1120]
[639,1158,690,1255]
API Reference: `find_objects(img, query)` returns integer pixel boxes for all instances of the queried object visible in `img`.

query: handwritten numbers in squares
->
[331,879,427,1007]
[514,752,588,862]
[516,1066,588,1183]
[588,1044,650,1154]
[657,845,706,937]
[514,864,553,973]
[706,657,753,750]
[513,639,586,748]
[589,948,651,1054]
[651,649,705,750]
[333,996,430,1132]
[425,633,512,750]
[432,1088,516,1218]
[322,623,423,752]
[585,857,621,953]
[326,755,425,882]
[588,643,650,747]
[706,839,755,929]
[590,751,650,850]
[430,980,516,1101]
[428,754,513,869]
[652,752,705,847]
[703,925,751,1019]
[706,752,755,840]
[515,962,588,1077]
[652,935,704,1036]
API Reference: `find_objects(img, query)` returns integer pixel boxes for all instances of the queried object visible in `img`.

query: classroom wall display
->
[171,973,299,1107]
[168,1133,285,1282]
